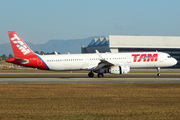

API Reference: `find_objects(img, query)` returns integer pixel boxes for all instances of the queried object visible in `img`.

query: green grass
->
[0,84,180,119]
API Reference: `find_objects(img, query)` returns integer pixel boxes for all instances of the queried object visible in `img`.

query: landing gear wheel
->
[157,73,161,77]
[88,71,94,77]
[97,73,104,78]
[157,67,161,77]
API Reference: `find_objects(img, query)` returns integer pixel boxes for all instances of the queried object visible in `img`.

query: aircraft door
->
[160,54,164,62]
[84,57,89,65]
[127,56,131,63]
[37,57,42,66]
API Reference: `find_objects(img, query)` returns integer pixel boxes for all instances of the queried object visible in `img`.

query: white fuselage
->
[38,52,177,71]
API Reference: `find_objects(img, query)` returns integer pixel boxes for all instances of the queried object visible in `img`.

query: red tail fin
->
[8,32,35,57]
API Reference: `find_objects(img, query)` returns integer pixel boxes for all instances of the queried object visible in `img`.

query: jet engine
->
[109,65,130,74]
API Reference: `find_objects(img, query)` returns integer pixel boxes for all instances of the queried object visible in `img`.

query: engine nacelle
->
[109,65,130,74]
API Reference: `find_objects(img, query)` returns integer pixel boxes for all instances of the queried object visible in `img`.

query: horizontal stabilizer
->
[6,58,29,64]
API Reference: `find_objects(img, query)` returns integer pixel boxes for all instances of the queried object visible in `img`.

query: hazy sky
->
[1,0,180,44]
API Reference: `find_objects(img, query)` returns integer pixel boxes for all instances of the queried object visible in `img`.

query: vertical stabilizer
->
[8,32,35,57]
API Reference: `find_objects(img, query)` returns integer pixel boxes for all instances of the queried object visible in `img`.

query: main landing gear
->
[97,73,104,78]
[157,67,161,77]
[88,71,94,77]
[88,71,104,78]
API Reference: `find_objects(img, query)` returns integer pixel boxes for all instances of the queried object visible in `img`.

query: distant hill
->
[0,36,104,56]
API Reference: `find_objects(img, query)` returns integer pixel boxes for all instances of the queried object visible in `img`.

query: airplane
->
[6,31,177,77]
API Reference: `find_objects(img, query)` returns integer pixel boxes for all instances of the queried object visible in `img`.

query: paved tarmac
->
[0,77,180,84]
[0,69,179,83]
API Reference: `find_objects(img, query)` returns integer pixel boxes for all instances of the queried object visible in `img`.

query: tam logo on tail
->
[8,32,35,57]
[10,34,30,55]
[7,32,49,70]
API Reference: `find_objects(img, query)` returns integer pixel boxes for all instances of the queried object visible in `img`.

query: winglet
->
[95,50,104,60]
[54,51,58,55]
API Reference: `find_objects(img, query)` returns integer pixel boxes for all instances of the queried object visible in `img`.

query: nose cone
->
[172,58,178,66]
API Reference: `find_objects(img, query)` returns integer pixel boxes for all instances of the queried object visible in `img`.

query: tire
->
[157,73,161,77]
[98,73,104,78]
[88,72,94,77]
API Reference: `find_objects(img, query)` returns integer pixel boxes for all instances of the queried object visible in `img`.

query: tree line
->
[0,51,60,61]
[0,54,13,61]
[34,51,60,55]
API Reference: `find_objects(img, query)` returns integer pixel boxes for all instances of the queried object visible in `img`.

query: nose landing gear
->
[157,67,161,77]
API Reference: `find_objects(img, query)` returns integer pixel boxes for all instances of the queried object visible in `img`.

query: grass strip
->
[0,83,180,119]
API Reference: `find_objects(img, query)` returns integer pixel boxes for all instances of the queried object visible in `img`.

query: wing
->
[93,50,114,71]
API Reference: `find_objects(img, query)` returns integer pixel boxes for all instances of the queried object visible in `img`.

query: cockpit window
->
[168,56,171,58]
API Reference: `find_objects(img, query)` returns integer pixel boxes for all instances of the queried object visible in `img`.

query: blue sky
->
[1,0,180,44]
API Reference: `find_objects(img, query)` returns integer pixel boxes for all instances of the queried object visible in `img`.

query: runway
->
[0,77,180,84]
[0,69,180,83]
